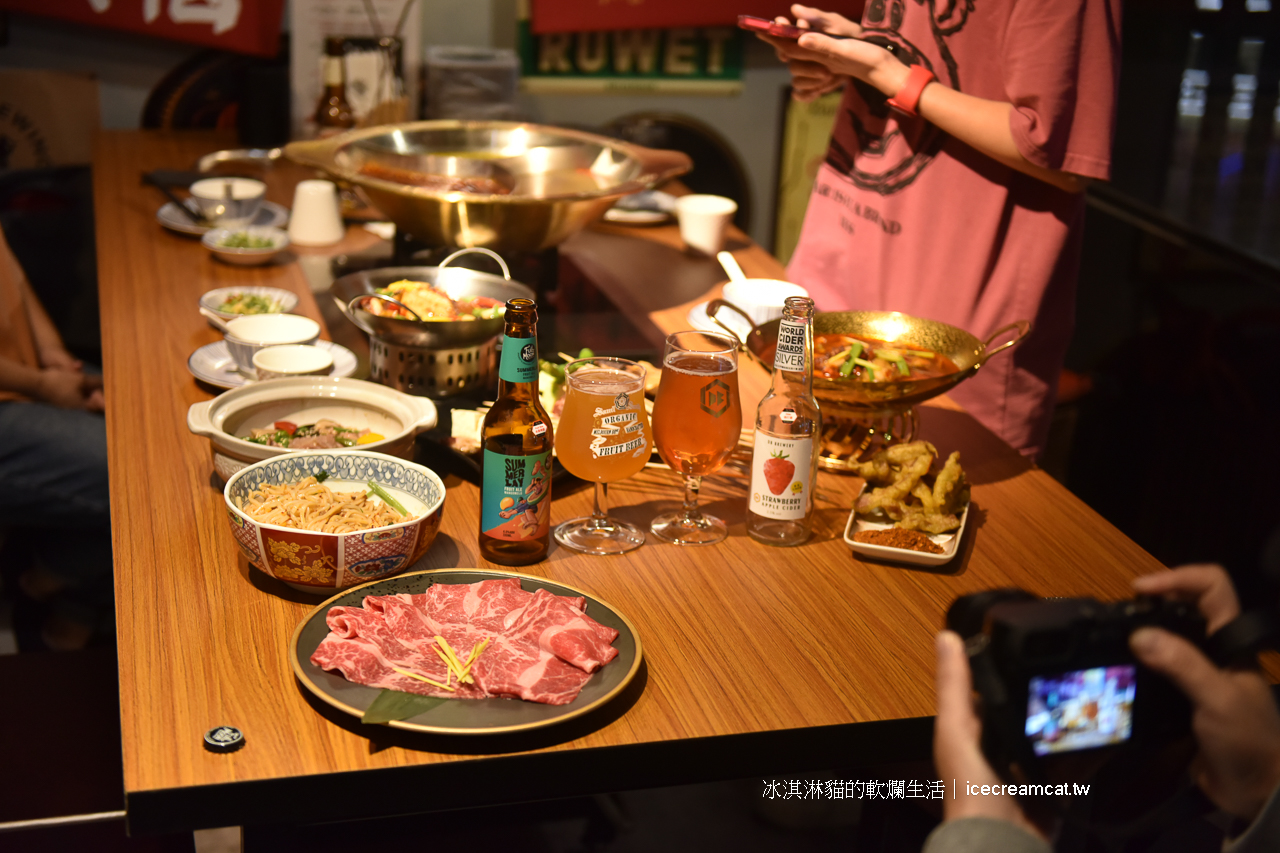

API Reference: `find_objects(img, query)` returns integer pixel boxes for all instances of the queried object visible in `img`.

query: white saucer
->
[604,190,676,225]
[158,200,289,236]
[686,300,752,342]
[188,339,357,390]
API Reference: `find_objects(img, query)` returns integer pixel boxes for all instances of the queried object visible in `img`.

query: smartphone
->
[737,14,852,40]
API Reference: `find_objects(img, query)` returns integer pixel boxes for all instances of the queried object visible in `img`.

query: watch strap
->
[886,65,935,117]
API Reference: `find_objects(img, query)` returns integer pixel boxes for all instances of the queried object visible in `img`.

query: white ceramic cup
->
[224,314,322,372]
[675,194,738,256]
[720,279,811,327]
[188,177,266,227]
[252,344,335,381]
[287,179,345,247]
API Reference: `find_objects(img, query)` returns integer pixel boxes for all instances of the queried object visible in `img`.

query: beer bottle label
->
[749,434,812,520]
[499,334,539,384]
[774,319,807,372]
[481,449,552,541]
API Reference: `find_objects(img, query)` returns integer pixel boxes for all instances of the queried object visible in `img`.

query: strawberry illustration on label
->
[762,450,795,495]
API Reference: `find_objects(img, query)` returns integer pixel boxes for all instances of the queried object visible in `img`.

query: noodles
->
[238,476,414,533]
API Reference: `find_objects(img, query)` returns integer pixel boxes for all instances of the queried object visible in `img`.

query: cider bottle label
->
[499,335,539,384]
[749,434,812,520]
[481,449,552,541]
[773,319,807,372]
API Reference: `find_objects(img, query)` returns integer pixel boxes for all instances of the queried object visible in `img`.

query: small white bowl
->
[203,226,289,266]
[253,344,334,381]
[189,177,266,227]
[200,286,299,322]
[224,314,321,372]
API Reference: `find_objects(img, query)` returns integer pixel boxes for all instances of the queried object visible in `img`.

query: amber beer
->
[649,331,742,545]
[652,351,742,476]
[556,368,651,483]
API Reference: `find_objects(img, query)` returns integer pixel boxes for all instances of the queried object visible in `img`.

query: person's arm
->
[17,274,81,371]
[0,354,95,409]
[762,4,1088,194]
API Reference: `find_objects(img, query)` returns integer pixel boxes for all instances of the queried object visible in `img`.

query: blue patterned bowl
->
[223,450,446,593]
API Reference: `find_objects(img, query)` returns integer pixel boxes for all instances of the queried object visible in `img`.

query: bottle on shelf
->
[746,296,822,546]
[479,298,554,566]
[314,36,355,138]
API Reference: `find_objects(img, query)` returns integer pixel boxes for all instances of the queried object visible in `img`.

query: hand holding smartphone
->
[737,14,851,40]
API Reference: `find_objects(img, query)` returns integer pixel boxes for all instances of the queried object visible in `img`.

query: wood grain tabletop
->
[95,130,1168,835]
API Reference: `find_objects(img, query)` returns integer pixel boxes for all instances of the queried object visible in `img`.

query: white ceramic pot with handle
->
[187,376,438,482]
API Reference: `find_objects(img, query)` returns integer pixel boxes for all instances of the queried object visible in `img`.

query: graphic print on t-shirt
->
[826,0,973,196]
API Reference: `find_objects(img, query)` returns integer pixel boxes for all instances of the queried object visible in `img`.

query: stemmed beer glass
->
[649,331,742,545]
[553,358,653,554]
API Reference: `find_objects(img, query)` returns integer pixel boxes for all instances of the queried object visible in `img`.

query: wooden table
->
[95,130,1167,837]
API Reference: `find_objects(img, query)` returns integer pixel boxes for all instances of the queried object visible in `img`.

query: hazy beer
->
[553,358,652,555]
[556,367,651,483]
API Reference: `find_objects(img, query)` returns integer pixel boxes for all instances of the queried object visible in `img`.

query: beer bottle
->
[314,36,355,137]
[747,296,822,546]
[479,298,554,565]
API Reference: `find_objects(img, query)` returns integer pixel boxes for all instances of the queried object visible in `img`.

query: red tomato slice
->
[274,421,297,436]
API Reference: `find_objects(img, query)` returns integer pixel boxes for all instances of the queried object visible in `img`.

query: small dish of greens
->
[203,225,289,266]
[199,285,299,323]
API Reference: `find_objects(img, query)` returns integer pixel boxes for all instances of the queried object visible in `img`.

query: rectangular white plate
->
[843,491,970,567]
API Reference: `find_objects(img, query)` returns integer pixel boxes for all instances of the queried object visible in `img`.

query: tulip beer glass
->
[553,358,653,554]
[650,331,742,545]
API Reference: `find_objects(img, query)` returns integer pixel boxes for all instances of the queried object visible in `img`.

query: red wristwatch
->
[886,65,935,117]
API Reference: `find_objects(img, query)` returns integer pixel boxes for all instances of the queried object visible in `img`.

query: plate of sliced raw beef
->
[290,569,643,734]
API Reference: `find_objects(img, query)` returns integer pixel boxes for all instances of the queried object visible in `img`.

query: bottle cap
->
[203,726,245,753]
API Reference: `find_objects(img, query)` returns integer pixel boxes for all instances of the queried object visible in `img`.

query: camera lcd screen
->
[1026,665,1136,756]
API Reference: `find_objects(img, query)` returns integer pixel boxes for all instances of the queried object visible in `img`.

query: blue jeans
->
[0,400,112,620]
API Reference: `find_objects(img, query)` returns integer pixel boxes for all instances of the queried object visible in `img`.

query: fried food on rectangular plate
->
[851,441,968,534]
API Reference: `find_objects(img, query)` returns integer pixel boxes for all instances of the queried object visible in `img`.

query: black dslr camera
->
[946,590,1206,783]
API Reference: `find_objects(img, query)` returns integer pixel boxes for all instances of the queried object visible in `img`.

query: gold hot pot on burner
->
[715,303,1031,470]
[331,248,535,398]
[284,120,692,253]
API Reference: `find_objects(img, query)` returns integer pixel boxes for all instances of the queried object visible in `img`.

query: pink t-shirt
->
[786,0,1121,458]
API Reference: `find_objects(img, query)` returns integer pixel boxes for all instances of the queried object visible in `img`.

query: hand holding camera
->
[934,629,1046,839]
[1129,566,1280,823]
[933,564,1280,847]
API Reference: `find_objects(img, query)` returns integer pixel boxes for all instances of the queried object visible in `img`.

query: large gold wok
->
[714,304,1030,468]
[733,308,1030,407]
[284,121,692,253]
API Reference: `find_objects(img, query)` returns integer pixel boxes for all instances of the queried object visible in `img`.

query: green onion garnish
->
[853,358,878,382]
[367,480,408,516]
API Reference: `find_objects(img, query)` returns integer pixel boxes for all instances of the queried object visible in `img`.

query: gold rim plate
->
[289,568,643,735]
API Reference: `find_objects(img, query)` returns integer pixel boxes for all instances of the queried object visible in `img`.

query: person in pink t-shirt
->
[760,2,1120,459]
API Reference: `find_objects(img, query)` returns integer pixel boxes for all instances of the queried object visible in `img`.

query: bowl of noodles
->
[223,450,446,593]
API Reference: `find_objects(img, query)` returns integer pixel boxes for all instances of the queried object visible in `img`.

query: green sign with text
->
[517,20,744,95]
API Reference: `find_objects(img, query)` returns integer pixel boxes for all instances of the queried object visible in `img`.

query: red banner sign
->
[530,1,864,35]
[0,0,287,57]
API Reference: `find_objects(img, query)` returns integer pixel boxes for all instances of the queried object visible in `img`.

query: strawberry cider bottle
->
[747,296,822,546]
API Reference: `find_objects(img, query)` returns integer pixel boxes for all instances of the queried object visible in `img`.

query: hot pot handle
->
[705,298,772,371]
[438,247,512,280]
[977,320,1033,366]
[342,293,425,332]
